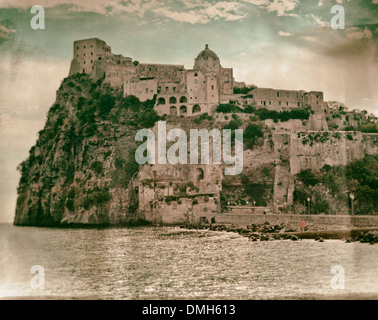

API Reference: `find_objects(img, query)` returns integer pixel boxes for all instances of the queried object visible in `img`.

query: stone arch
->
[192,104,201,114]
[169,97,177,104]
[180,96,187,103]
[195,168,204,185]
[158,97,166,105]
[180,105,187,115]
[170,106,177,116]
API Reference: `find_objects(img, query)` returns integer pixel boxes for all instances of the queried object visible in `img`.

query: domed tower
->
[194,44,221,73]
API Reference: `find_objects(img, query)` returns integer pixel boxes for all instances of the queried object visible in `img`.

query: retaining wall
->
[214,214,378,228]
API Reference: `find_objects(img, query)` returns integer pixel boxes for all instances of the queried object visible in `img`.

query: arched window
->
[169,97,177,104]
[180,106,187,115]
[170,106,177,116]
[192,104,201,114]
[194,73,198,77]
[180,96,187,103]
[196,168,204,185]
[158,97,166,105]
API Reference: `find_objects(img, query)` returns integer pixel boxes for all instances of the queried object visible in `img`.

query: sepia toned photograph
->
[0,0,377,304]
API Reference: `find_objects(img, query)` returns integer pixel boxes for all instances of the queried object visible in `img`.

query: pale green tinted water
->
[0,224,377,299]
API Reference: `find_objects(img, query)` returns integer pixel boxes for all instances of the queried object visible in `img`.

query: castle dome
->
[195,44,219,61]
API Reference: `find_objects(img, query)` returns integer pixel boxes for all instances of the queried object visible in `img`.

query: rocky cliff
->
[15,74,158,226]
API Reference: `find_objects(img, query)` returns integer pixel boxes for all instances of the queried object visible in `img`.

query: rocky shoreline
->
[181,222,378,244]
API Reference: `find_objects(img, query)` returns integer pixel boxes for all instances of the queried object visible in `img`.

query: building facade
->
[68,38,325,116]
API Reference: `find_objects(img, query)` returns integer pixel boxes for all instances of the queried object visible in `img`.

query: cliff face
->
[15,74,154,226]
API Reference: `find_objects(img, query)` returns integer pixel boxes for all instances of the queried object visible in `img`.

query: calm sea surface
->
[0,223,377,299]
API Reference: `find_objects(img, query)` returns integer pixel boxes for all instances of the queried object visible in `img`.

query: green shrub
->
[186,181,194,189]
[297,169,320,186]
[249,115,260,122]
[83,189,112,209]
[254,108,310,122]
[121,95,141,111]
[233,86,257,94]
[359,123,378,133]
[67,187,76,199]
[65,199,74,211]
[224,119,241,130]
[97,93,115,115]
[137,108,160,128]
[244,105,255,114]
[77,97,86,110]
[241,175,249,185]
[216,104,243,113]
[244,123,264,149]
[90,161,103,175]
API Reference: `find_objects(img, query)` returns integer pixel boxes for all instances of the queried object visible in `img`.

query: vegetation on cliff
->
[216,104,310,123]
[294,155,378,215]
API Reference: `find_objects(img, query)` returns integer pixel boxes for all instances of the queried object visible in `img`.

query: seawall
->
[214,214,378,228]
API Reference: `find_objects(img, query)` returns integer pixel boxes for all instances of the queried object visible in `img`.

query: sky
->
[0,0,377,222]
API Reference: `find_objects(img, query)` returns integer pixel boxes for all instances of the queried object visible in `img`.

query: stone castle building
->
[69,38,326,117]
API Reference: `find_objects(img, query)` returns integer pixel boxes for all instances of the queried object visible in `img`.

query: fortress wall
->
[214,113,251,123]
[144,197,218,224]
[137,64,184,82]
[215,214,378,228]
[104,63,135,87]
[265,119,305,131]
[251,88,307,109]
[124,77,157,101]
[364,133,378,154]
[290,132,378,175]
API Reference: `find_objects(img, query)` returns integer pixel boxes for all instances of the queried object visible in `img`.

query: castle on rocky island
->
[13,37,377,227]
[69,38,327,123]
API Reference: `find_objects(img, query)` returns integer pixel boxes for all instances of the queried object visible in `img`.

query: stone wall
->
[137,63,185,83]
[215,214,378,228]
[123,76,157,101]
[290,131,378,175]
[144,197,219,224]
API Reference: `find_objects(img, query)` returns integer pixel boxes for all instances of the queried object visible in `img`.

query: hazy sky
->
[0,0,377,222]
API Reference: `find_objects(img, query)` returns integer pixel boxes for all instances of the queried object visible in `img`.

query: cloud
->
[302,36,317,42]
[153,1,247,24]
[0,0,158,16]
[307,14,328,28]
[278,31,293,37]
[0,0,248,23]
[346,27,373,40]
[242,0,299,16]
